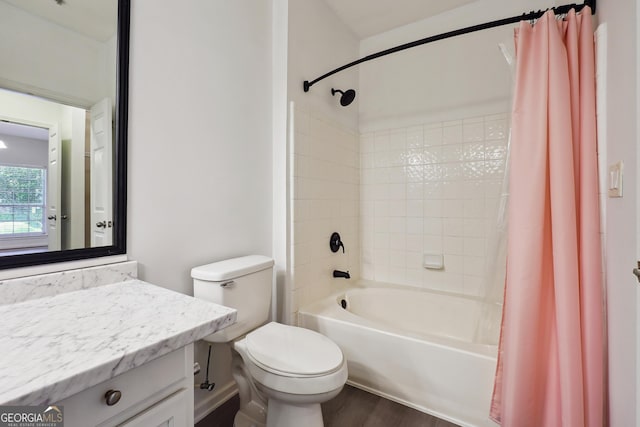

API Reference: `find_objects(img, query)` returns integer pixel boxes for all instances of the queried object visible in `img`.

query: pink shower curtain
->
[490,8,604,427]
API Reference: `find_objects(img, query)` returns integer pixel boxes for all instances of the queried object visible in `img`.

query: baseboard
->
[193,380,238,423]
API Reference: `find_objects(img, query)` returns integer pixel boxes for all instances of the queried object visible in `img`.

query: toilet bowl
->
[234,322,348,427]
[192,256,348,427]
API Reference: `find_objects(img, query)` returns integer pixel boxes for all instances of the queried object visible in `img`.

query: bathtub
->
[298,283,500,427]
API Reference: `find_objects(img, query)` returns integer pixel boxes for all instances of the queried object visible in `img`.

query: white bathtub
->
[298,283,500,427]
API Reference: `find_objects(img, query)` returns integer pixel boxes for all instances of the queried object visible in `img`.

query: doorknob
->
[96,221,107,228]
[47,215,56,221]
[633,261,640,283]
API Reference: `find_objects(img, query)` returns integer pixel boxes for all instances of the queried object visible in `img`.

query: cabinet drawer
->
[119,388,189,427]
[58,347,188,427]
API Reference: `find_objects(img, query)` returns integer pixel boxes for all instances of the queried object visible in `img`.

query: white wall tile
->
[423,217,443,235]
[360,133,374,153]
[424,145,443,164]
[484,119,507,140]
[463,238,485,257]
[444,236,464,255]
[291,107,360,311]
[464,142,485,160]
[443,199,464,218]
[389,217,406,233]
[406,200,424,217]
[405,165,423,182]
[389,250,406,268]
[374,131,390,151]
[388,202,407,218]
[389,130,407,151]
[389,233,406,251]
[360,112,508,296]
[406,126,424,149]
[423,199,443,218]
[445,254,464,274]
[423,234,443,253]
[406,234,424,252]
[442,144,464,162]
[463,121,485,142]
[406,217,423,234]
[443,124,463,144]
[424,125,443,146]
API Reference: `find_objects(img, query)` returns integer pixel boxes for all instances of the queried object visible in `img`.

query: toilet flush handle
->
[220,280,236,288]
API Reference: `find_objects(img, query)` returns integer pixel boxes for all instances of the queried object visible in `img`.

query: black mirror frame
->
[0,0,130,270]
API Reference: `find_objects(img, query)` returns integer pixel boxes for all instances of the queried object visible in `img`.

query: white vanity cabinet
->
[57,345,194,427]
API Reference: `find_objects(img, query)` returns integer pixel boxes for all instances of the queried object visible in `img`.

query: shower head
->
[331,88,356,107]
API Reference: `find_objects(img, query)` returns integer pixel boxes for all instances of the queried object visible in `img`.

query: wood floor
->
[196,385,460,427]
[322,385,459,427]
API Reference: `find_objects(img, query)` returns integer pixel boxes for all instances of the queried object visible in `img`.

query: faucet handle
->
[330,232,345,253]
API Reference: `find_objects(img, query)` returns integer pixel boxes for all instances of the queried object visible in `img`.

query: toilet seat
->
[234,323,348,396]
[245,322,344,378]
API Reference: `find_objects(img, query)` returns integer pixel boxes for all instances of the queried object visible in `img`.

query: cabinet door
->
[119,389,188,427]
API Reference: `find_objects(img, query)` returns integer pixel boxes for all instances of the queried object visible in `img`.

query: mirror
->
[0,0,129,269]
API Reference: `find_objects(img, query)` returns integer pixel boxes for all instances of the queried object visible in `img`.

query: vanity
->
[0,262,237,426]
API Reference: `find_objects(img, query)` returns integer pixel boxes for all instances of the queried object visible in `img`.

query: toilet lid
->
[245,322,344,377]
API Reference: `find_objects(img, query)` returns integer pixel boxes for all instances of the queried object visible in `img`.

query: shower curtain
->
[490,8,604,427]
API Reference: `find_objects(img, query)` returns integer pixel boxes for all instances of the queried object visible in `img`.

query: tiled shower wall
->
[291,105,360,319]
[360,113,508,297]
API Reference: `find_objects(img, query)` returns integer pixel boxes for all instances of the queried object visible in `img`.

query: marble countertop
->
[0,279,236,405]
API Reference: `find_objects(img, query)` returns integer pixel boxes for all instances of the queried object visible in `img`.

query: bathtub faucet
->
[333,270,350,279]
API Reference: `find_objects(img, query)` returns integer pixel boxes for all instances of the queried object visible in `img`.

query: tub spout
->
[333,270,350,279]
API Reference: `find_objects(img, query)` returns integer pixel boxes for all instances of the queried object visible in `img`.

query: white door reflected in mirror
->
[90,98,113,247]
[47,124,61,251]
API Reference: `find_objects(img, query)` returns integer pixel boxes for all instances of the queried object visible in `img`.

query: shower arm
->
[302,0,596,93]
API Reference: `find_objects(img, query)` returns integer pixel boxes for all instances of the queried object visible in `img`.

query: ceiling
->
[322,0,478,39]
[2,0,117,42]
[3,0,475,44]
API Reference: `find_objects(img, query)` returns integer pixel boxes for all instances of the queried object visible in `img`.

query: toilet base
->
[234,402,267,427]
[266,400,323,427]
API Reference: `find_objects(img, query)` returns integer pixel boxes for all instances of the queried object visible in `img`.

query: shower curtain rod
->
[303,0,596,92]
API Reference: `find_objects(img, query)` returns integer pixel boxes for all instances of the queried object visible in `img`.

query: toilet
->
[192,255,348,427]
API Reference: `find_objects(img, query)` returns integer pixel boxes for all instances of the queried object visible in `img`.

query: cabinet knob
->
[104,389,122,406]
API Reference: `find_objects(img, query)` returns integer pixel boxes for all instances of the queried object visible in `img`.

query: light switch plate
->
[608,161,623,198]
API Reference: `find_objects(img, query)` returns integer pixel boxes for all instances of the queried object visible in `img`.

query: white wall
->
[272,0,290,324]
[0,2,114,108]
[597,0,639,425]
[287,0,359,131]
[358,0,558,129]
[127,0,274,420]
[0,89,66,131]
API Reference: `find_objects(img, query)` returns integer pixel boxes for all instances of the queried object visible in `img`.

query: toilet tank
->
[192,255,274,343]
